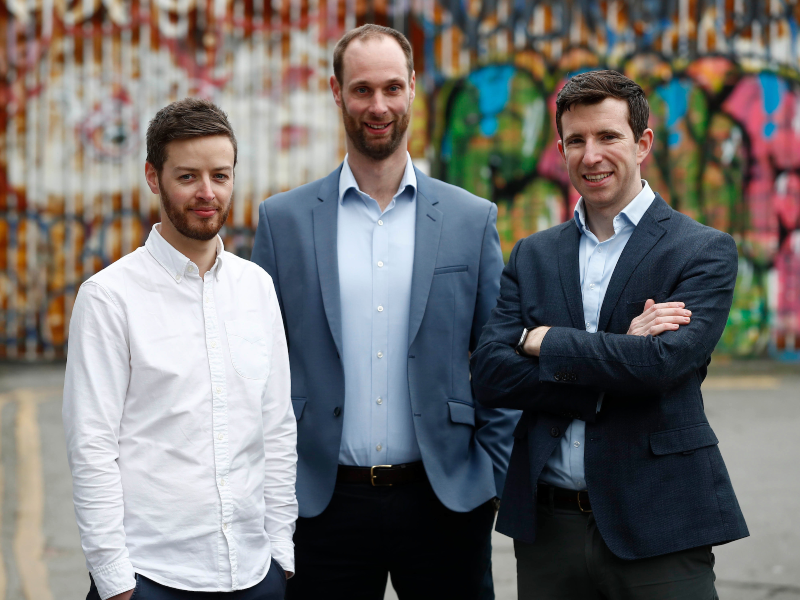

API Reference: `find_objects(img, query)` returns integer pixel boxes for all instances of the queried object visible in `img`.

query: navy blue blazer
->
[251,165,518,518]
[470,195,749,559]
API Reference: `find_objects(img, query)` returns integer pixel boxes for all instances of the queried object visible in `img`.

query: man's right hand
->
[108,589,134,600]
[627,299,691,337]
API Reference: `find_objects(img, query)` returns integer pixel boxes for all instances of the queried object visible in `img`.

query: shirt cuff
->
[269,539,295,575]
[92,558,136,600]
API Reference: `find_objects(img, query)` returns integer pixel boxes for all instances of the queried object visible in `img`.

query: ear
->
[636,128,654,165]
[557,139,566,163]
[145,162,160,195]
[330,75,342,108]
[409,70,416,103]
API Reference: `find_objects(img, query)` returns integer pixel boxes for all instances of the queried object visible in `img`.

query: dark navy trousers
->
[87,558,287,600]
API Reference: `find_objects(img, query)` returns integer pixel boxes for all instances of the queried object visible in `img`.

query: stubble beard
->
[341,99,410,162]
[158,179,231,242]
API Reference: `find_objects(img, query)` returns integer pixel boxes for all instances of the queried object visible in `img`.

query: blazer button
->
[550,427,560,438]
[333,407,341,417]
[554,374,562,381]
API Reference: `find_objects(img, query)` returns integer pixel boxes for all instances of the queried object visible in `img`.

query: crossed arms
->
[470,230,738,412]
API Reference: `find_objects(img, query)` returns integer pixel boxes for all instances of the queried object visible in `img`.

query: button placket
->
[372,211,390,464]
[202,273,239,587]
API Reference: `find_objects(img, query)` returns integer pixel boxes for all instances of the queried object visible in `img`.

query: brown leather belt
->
[337,462,426,486]
[537,483,592,513]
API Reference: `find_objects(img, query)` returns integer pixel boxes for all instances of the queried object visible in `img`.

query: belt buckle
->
[370,465,393,487]
[577,491,592,513]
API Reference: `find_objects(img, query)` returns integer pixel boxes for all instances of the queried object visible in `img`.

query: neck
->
[584,179,643,242]
[157,221,218,277]
[346,144,408,211]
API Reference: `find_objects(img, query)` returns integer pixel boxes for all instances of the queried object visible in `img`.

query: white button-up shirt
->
[63,225,297,600]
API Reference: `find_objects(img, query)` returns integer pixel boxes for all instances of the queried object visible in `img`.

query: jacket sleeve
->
[469,204,523,498]
[538,231,738,395]
[470,239,602,419]
[251,200,288,341]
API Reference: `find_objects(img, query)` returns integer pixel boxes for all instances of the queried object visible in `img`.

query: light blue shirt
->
[539,180,655,490]
[337,153,420,467]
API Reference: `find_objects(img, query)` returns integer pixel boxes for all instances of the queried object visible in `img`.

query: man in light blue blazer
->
[251,24,517,600]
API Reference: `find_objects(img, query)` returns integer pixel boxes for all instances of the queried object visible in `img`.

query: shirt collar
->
[145,224,224,283]
[338,152,417,205]
[573,179,656,235]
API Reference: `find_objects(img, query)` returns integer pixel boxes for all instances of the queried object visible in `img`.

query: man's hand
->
[627,300,691,337]
[108,590,134,600]
[522,326,551,357]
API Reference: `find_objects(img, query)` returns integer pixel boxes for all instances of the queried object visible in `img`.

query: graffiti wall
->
[1,0,799,360]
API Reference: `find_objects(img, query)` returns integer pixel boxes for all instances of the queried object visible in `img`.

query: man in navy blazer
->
[251,24,517,600]
[471,70,748,599]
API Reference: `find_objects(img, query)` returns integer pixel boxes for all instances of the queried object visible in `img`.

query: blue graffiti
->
[656,79,692,147]
[468,65,516,136]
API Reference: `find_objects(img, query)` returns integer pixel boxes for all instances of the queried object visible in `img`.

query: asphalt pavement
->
[0,360,797,600]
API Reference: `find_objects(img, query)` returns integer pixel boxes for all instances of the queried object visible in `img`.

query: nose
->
[197,175,215,201]
[369,92,388,116]
[582,139,602,167]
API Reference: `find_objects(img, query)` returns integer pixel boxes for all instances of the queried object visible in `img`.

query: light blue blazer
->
[251,165,518,518]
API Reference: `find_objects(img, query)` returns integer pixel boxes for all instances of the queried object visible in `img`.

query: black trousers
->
[87,558,287,600]
[286,478,496,600]
[515,503,718,600]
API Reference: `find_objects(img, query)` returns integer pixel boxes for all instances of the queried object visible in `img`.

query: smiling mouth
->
[365,122,391,131]
[583,172,612,182]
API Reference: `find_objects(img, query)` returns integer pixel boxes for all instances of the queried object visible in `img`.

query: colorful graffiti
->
[1,0,799,360]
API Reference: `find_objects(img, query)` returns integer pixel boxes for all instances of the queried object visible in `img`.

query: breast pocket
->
[225,320,271,380]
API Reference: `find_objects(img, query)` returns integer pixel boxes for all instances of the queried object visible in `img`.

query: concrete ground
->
[0,360,796,600]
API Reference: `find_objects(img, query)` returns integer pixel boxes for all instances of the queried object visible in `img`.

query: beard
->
[341,99,410,161]
[158,179,231,242]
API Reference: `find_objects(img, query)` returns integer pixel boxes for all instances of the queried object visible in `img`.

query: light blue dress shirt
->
[337,153,421,467]
[539,180,655,490]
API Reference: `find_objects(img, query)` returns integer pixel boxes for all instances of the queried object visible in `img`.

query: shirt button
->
[175,275,181,282]
[215,386,222,394]
[378,220,384,226]
[574,441,581,448]
[223,523,228,531]
[210,340,217,348]
[220,478,226,486]
[377,306,384,312]
[218,433,224,440]
[376,397,383,405]
[377,352,383,358]
[586,322,591,329]
[589,283,595,289]
[377,261,384,268]
[376,444,382,451]
[187,265,195,273]
[205,296,210,304]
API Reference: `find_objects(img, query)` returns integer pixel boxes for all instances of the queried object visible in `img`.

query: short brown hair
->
[333,24,414,86]
[146,98,237,173]
[555,70,650,141]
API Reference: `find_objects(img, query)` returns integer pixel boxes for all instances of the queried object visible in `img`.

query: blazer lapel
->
[408,170,443,348]
[596,195,671,332]
[312,167,344,357]
[558,221,585,329]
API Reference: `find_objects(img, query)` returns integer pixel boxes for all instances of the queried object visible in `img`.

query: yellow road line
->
[703,376,782,390]
[13,389,53,600]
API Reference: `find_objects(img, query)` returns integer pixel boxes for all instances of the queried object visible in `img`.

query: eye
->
[388,85,401,92]
[179,174,193,180]
[213,173,229,181]
[355,87,368,94]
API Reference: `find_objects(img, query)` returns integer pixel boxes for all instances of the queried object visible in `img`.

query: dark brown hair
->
[333,24,414,86]
[146,98,237,173]
[555,70,650,141]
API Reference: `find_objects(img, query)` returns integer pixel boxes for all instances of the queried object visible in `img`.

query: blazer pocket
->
[225,320,271,380]
[291,398,307,420]
[434,265,468,275]
[448,400,475,426]
[650,423,719,456]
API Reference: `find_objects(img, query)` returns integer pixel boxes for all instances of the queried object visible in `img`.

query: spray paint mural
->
[1,0,799,360]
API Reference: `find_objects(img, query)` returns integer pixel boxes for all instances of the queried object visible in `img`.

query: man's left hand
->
[522,326,551,357]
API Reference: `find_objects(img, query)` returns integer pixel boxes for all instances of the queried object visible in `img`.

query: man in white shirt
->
[63,98,297,600]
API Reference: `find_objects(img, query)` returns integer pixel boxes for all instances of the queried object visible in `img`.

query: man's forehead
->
[341,36,407,81]
[164,136,235,166]
[561,98,630,131]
